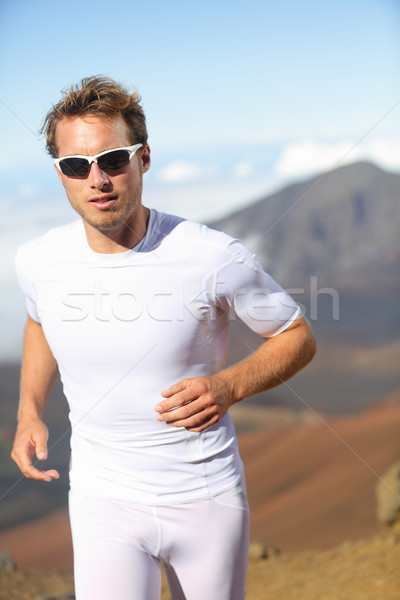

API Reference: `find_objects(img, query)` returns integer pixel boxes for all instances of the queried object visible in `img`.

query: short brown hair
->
[41,75,148,158]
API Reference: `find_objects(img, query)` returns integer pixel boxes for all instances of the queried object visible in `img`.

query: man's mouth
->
[88,195,118,210]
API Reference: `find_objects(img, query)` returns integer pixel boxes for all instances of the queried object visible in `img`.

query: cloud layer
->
[275,138,400,178]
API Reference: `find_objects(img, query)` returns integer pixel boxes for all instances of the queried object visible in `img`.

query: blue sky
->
[0,0,399,359]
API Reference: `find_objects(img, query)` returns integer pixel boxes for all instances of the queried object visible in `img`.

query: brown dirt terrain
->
[1,524,400,599]
[1,403,400,598]
[239,402,400,551]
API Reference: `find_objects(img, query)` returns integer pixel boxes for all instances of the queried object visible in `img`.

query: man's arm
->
[11,315,60,482]
[155,316,316,432]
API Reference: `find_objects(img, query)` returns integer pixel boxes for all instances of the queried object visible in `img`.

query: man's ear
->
[140,144,151,174]
[55,164,63,184]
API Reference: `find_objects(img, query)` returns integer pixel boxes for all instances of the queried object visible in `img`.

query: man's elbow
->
[299,317,317,366]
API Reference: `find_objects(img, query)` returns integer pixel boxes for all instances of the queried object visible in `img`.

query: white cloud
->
[144,173,282,222]
[233,162,254,178]
[17,183,41,199]
[275,138,400,179]
[275,141,361,178]
[159,161,203,183]
[362,139,400,171]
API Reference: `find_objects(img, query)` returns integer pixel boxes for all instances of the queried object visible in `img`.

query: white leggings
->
[69,486,249,600]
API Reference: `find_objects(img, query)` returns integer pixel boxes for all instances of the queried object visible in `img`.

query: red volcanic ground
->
[240,402,400,551]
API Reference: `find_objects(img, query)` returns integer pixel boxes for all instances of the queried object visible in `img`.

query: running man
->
[11,76,316,600]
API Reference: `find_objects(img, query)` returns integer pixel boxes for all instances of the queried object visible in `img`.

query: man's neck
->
[83,206,150,254]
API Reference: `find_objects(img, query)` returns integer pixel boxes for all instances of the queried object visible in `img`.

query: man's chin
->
[81,210,126,231]
[70,200,141,236]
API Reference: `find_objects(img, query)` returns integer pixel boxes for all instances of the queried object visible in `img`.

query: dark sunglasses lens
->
[98,150,130,173]
[60,158,90,177]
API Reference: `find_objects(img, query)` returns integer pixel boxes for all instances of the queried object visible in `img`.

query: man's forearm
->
[218,315,316,405]
[11,316,60,481]
[18,315,59,423]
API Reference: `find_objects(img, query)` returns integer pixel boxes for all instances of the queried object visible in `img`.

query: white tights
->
[69,486,249,600]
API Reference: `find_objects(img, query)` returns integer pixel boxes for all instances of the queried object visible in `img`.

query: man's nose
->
[88,161,111,188]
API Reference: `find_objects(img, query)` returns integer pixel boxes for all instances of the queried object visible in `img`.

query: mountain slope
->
[209,161,400,291]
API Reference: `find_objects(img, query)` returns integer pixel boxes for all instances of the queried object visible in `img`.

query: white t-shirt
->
[15,209,301,504]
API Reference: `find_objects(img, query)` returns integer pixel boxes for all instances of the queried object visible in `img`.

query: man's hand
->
[11,420,60,482]
[155,375,235,433]
[155,317,316,433]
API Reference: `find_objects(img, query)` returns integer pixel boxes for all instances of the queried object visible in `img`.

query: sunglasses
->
[54,143,143,178]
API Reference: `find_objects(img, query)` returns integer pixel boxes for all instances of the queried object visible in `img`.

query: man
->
[11,76,316,600]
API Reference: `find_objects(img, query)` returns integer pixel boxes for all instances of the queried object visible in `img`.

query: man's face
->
[54,115,150,233]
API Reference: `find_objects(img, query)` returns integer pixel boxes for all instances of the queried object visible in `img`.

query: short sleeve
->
[15,244,41,323]
[205,239,301,337]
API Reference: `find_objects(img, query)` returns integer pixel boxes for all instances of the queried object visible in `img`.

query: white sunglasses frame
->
[54,143,143,175]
